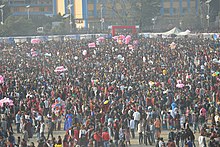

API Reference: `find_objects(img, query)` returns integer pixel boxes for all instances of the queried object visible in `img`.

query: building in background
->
[2,0,219,30]
[55,0,202,30]
[7,0,54,16]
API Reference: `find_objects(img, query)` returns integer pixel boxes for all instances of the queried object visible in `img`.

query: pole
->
[27,8,30,20]
[69,0,72,33]
[0,5,5,25]
[1,9,3,24]
[101,4,103,31]
[207,3,210,28]
[26,5,30,20]
[69,8,72,33]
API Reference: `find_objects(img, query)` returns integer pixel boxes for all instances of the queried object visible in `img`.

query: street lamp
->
[0,5,5,25]
[67,4,73,33]
[152,17,157,31]
[152,18,155,30]
[26,5,30,20]
[205,0,212,28]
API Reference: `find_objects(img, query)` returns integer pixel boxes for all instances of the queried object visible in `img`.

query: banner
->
[0,75,4,84]
[88,42,96,48]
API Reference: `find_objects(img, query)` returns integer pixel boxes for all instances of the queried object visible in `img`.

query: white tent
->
[177,30,191,36]
[162,27,182,35]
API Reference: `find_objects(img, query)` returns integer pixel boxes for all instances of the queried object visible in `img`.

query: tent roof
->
[163,27,182,35]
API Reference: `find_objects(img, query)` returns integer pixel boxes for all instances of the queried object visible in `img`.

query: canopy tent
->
[162,27,182,35]
[177,30,191,36]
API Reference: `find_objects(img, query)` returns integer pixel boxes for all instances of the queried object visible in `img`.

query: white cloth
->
[130,119,135,129]
[137,123,143,133]
[40,123,45,134]
[79,129,87,138]
[198,136,206,147]
[133,111,140,121]
[44,100,49,108]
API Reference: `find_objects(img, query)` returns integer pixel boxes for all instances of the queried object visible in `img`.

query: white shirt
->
[198,136,206,147]
[133,111,141,121]
[130,119,135,129]
[44,100,49,108]
[79,129,87,138]
[138,123,143,133]
[40,123,45,133]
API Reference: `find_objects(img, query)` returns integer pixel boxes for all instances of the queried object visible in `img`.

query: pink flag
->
[88,42,96,48]
[97,37,105,42]
[125,35,131,44]
[112,36,118,40]
[0,75,4,84]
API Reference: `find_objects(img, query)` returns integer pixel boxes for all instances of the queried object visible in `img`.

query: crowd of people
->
[0,34,220,147]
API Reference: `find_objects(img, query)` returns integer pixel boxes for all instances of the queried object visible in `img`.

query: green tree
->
[2,16,35,36]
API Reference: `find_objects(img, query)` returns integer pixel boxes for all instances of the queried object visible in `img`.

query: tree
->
[132,0,160,31]
[106,0,160,29]
[1,16,35,36]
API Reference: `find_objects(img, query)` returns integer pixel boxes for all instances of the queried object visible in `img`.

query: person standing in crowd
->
[138,120,144,145]
[102,128,110,147]
[124,127,131,146]
[154,118,161,140]
[15,111,21,133]
[46,118,54,140]
[129,117,135,139]
[93,129,102,147]
[1,118,7,133]
[133,109,140,131]
[40,119,45,139]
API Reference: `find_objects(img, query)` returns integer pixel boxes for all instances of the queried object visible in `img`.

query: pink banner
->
[31,39,41,44]
[54,66,68,72]
[88,42,96,48]
[97,37,105,42]
[0,75,4,84]
[125,35,131,44]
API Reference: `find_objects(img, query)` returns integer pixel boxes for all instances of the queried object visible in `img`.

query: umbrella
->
[0,98,14,107]
[54,66,68,73]
[176,84,184,88]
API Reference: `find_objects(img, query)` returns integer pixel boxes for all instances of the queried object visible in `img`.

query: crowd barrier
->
[0,34,110,44]
[0,32,219,44]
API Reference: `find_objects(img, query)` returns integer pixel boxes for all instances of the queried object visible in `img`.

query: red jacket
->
[94,132,102,142]
[102,132,110,141]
